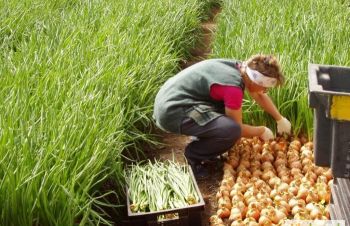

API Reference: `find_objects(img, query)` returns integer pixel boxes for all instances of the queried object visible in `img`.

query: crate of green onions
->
[125,160,205,226]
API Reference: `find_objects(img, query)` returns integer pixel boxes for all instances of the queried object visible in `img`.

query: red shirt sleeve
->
[210,84,243,110]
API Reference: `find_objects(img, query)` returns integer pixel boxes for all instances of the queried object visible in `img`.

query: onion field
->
[1,0,350,225]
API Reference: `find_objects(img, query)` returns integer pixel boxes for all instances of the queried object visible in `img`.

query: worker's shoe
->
[204,155,225,171]
[185,156,209,180]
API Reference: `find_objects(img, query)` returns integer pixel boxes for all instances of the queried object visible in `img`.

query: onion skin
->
[229,206,244,223]
[275,209,287,223]
[291,167,302,175]
[227,158,239,168]
[231,194,244,203]
[325,205,330,219]
[318,190,330,203]
[222,177,235,188]
[248,201,261,211]
[209,215,224,225]
[280,175,292,184]
[277,182,289,193]
[230,220,244,226]
[218,196,232,209]
[289,140,302,151]
[275,141,287,152]
[305,191,319,204]
[288,186,298,196]
[246,208,260,221]
[292,204,306,216]
[268,177,281,188]
[252,169,263,178]
[294,211,310,220]
[258,215,272,225]
[328,179,333,187]
[247,221,259,226]
[324,168,333,181]
[310,206,322,220]
[297,186,309,200]
[275,204,289,216]
[219,185,230,193]
[211,223,225,226]
[274,158,286,168]
[217,207,230,218]
[290,160,303,169]
[301,158,313,166]
[261,152,274,163]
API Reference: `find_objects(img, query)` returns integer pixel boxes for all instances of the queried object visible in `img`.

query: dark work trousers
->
[180,115,241,162]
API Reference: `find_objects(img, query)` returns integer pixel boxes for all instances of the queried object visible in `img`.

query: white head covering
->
[245,66,277,88]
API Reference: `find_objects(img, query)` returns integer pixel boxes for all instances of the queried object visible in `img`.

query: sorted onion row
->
[210,137,333,226]
[127,160,199,213]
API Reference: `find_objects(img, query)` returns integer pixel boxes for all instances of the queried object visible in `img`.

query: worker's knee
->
[217,118,241,147]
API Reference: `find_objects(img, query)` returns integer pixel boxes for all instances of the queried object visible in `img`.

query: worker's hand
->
[277,117,291,134]
[260,127,274,141]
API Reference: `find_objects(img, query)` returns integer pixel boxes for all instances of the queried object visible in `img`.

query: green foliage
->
[0,0,216,225]
[212,0,350,137]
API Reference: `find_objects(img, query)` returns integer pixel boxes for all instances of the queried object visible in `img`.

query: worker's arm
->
[249,91,282,121]
[249,90,292,134]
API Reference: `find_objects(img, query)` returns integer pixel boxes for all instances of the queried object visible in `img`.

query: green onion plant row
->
[212,0,350,138]
[127,160,199,213]
[0,0,219,225]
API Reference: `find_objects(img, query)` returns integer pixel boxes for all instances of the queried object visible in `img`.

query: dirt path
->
[149,7,222,226]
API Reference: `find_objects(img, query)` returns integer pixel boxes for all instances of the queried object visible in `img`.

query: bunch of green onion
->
[127,160,200,213]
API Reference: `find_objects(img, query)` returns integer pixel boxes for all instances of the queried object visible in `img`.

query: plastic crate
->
[308,63,350,178]
[330,178,350,225]
[337,178,350,201]
[124,168,205,226]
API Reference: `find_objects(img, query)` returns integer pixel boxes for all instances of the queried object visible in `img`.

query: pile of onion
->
[209,136,332,226]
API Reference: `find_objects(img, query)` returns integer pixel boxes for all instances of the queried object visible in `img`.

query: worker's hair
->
[246,54,285,86]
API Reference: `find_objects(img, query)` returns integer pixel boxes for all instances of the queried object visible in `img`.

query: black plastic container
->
[308,63,350,178]
[124,168,205,226]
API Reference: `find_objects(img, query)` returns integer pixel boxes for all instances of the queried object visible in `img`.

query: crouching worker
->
[153,54,291,179]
